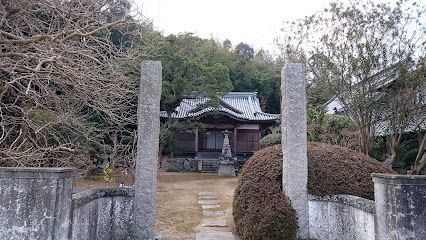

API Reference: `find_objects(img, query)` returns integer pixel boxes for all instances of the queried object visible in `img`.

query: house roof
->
[160,92,280,122]
[324,58,415,115]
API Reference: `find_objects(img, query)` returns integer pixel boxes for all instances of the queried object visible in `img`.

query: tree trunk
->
[359,125,371,155]
[383,133,401,167]
[412,134,426,175]
[158,141,166,167]
[383,150,397,166]
[412,153,426,175]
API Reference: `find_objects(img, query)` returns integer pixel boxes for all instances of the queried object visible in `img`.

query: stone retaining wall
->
[163,158,200,171]
[308,194,375,240]
[71,188,134,240]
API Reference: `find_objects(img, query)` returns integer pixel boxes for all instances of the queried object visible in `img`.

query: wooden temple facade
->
[161,92,279,159]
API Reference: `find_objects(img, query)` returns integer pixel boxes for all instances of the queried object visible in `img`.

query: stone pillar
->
[0,167,74,240]
[281,63,309,238]
[133,61,162,239]
[372,173,426,240]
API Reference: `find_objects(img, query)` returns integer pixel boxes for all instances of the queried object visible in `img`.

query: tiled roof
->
[160,92,279,122]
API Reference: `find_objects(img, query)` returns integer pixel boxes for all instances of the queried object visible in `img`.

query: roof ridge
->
[223,92,258,97]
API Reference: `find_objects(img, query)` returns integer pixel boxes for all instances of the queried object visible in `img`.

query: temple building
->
[160,92,279,161]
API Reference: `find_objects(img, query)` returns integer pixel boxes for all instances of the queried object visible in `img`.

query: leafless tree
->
[0,0,145,176]
[280,0,426,156]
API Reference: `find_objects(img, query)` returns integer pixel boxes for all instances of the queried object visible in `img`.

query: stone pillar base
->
[218,162,236,176]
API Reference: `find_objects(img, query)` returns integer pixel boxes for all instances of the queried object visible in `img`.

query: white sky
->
[136,0,336,53]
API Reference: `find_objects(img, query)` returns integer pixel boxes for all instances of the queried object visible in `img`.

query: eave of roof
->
[160,92,280,122]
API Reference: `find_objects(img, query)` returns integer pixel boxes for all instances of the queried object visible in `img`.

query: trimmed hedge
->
[233,142,395,239]
[307,142,395,199]
[233,144,297,240]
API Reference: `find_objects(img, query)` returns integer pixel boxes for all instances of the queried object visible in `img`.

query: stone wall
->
[0,167,135,240]
[2,169,426,240]
[0,167,74,240]
[309,194,375,240]
[373,173,426,240]
[71,188,134,240]
[163,158,200,172]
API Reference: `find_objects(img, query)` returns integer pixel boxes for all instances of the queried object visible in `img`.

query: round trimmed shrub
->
[233,142,395,239]
[307,142,395,199]
[233,144,297,240]
[259,133,281,148]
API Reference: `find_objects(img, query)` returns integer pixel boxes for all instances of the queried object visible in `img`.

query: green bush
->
[233,142,395,240]
[402,148,419,170]
[326,115,353,134]
[307,105,325,124]
[259,133,281,148]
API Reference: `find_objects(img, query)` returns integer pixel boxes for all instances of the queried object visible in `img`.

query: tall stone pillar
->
[372,173,426,240]
[0,167,74,240]
[281,63,309,238]
[133,61,162,239]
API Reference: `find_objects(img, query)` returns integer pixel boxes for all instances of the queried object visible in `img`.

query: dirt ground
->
[74,172,239,240]
[156,172,239,240]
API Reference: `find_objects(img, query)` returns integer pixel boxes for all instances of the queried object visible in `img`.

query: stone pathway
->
[195,192,235,240]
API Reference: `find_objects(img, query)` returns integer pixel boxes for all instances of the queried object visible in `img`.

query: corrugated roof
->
[160,92,279,122]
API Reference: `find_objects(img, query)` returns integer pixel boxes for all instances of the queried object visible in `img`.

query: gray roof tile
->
[160,92,279,122]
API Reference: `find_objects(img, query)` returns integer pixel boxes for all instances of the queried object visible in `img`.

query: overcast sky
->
[136,0,337,53]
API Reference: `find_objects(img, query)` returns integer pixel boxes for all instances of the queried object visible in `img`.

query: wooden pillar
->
[233,126,238,155]
[194,127,199,152]
[258,128,261,151]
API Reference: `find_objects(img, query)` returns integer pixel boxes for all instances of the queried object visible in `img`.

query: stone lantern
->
[218,130,237,176]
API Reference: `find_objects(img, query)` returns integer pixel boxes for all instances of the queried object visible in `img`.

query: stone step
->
[196,231,235,240]
[201,204,220,209]
[198,192,215,196]
[202,210,226,217]
[199,195,218,200]
[202,160,219,173]
[198,199,220,205]
[201,219,227,227]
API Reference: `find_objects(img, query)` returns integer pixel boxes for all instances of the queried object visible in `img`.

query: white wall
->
[325,99,344,114]
[309,195,375,240]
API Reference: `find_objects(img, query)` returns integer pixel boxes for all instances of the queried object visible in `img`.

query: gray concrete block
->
[217,163,236,177]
